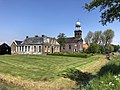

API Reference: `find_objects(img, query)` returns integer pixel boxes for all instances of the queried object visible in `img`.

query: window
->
[34,46,37,52]
[20,46,22,52]
[39,46,41,52]
[74,49,77,52]
[44,46,47,52]
[63,46,65,49]
[48,46,50,52]
[28,46,30,52]
[69,45,71,49]
[25,46,27,52]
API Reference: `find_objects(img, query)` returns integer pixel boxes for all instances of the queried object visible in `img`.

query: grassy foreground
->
[0,54,107,90]
[85,54,120,90]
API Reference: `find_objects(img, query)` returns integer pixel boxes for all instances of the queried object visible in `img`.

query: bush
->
[99,45,105,54]
[48,52,93,58]
[105,45,114,53]
[111,44,120,52]
[87,43,99,53]
[86,73,120,90]
[98,64,120,76]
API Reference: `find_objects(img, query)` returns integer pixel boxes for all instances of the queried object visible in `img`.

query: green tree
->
[84,31,93,44]
[99,45,105,54]
[112,44,120,52]
[105,45,114,53]
[57,33,66,51]
[103,29,114,46]
[87,43,99,53]
[92,30,102,44]
[85,0,120,25]
[100,34,106,45]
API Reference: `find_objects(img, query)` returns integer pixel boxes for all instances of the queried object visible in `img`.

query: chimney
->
[26,36,29,38]
[42,35,45,37]
[35,35,38,37]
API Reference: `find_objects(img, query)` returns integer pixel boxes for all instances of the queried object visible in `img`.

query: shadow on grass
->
[98,63,120,76]
[60,56,120,89]
[60,68,96,88]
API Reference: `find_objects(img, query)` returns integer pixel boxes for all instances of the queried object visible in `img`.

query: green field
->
[0,54,102,80]
[0,54,107,90]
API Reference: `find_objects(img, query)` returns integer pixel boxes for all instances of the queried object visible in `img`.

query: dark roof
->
[74,30,82,32]
[14,35,59,46]
[65,37,83,43]
[15,40,22,45]
[21,37,43,45]
[0,43,10,48]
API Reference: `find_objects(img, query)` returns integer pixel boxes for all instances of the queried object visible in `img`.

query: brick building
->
[61,21,83,52]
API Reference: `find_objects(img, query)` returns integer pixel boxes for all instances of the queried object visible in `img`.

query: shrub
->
[105,45,114,53]
[112,45,120,52]
[99,45,105,54]
[98,64,120,76]
[48,52,93,58]
[87,43,99,53]
[86,73,120,90]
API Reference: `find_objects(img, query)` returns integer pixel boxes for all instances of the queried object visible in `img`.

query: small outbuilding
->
[0,43,11,55]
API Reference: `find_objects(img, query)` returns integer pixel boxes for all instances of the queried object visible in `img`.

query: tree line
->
[84,29,119,53]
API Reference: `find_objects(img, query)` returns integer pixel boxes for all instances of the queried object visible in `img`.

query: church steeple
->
[74,20,82,38]
[75,19,81,30]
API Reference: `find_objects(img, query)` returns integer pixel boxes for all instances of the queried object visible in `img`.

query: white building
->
[11,35,60,54]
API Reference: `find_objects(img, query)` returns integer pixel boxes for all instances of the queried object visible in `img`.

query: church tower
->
[74,20,82,39]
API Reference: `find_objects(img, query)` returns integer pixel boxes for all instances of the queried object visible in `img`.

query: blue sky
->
[0,0,120,45]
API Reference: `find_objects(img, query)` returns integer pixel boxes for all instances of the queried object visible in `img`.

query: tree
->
[85,29,114,46]
[112,44,120,52]
[99,45,105,54]
[103,29,114,46]
[92,30,102,44]
[85,0,120,25]
[57,33,66,51]
[87,43,99,53]
[105,45,114,53]
[109,45,114,53]
[85,29,114,53]
[84,31,93,44]
[100,34,106,45]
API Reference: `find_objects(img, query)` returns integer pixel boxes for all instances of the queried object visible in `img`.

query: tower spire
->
[74,19,82,38]
[75,19,81,30]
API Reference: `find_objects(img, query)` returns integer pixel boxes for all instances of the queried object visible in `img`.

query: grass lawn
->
[85,54,120,90]
[0,54,107,90]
